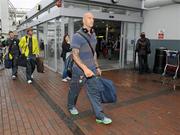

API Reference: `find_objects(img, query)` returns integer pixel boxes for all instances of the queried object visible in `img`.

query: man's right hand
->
[83,68,94,78]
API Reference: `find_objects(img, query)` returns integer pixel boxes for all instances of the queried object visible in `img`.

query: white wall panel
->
[90,0,142,9]
[142,4,180,40]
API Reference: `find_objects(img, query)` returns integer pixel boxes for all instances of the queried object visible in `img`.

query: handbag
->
[18,36,28,67]
[36,57,44,73]
[98,77,117,103]
[18,54,27,67]
[4,54,12,69]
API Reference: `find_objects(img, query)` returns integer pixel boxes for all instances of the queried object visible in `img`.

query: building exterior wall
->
[142,4,180,40]
[19,0,142,25]
[16,0,143,72]
[0,0,10,36]
[90,0,142,8]
[148,40,180,70]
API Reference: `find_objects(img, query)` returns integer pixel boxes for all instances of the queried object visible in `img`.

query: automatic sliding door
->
[95,20,121,70]
[123,22,141,69]
[47,20,56,71]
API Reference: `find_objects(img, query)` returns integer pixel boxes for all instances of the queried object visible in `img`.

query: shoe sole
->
[69,111,79,115]
[27,81,32,84]
[96,119,112,124]
[12,77,16,80]
[62,80,68,82]
[69,110,79,115]
[70,113,78,115]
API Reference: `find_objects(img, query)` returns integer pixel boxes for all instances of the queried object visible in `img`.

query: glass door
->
[47,19,56,71]
[37,24,46,59]
[123,22,141,69]
[56,17,79,74]
[56,18,63,73]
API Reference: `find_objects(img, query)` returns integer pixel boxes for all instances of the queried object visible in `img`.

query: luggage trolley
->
[162,50,180,79]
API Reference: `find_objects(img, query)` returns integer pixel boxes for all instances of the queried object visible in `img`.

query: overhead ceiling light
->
[37,4,41,11]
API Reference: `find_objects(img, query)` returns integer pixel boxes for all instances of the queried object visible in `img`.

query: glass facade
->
[18,0,142,72]
[47,20,56,70]
[126,23,140,68]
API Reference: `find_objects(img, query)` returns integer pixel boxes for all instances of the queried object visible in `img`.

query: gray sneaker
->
[12,75,16,80]
[96,117,112,124]
[69,107,79,115]
[27,80,32,84]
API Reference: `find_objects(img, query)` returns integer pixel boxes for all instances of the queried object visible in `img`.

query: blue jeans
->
[26,58,36,80]
[67,68,105,119]
[62,56,72,79]
[138,54,149,73]
[12,56,19,76]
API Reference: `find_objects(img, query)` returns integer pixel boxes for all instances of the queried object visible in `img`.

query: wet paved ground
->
[0,67,179,135]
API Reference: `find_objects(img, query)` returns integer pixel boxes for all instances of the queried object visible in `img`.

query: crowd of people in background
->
[96,37,120,60]
[0,27,42,84]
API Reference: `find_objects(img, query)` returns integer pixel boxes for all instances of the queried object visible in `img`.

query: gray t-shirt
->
[71,28,97,75]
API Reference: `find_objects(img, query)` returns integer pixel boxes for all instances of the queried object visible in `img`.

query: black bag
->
[4,54,12,69]
[18,36,28,67]
[36,57,44,73]
[40,42,44,50]
[18,54,27,67]
[99,78,117,103]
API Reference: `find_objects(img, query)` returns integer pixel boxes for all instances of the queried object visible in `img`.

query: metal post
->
[122,22,127,68]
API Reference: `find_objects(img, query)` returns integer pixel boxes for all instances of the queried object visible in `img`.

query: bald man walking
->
[67,12,112,124]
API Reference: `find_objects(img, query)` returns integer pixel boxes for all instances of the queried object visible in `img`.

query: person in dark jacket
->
[6,31,20,79]
[61,34,72,82]
[136,32,151,74]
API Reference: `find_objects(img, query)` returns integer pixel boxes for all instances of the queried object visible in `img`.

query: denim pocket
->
[86,77,104,94]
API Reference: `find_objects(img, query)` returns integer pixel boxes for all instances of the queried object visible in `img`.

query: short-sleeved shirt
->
[71,28,97,75]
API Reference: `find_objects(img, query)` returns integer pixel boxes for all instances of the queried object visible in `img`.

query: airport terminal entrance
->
[20,0,143,73]
[95,20,141,70]
[56,17,141,72]
[94,20,121,70]
[37,17,141,73]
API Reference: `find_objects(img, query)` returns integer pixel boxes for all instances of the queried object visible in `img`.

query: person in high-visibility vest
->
[19,27,40,84]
